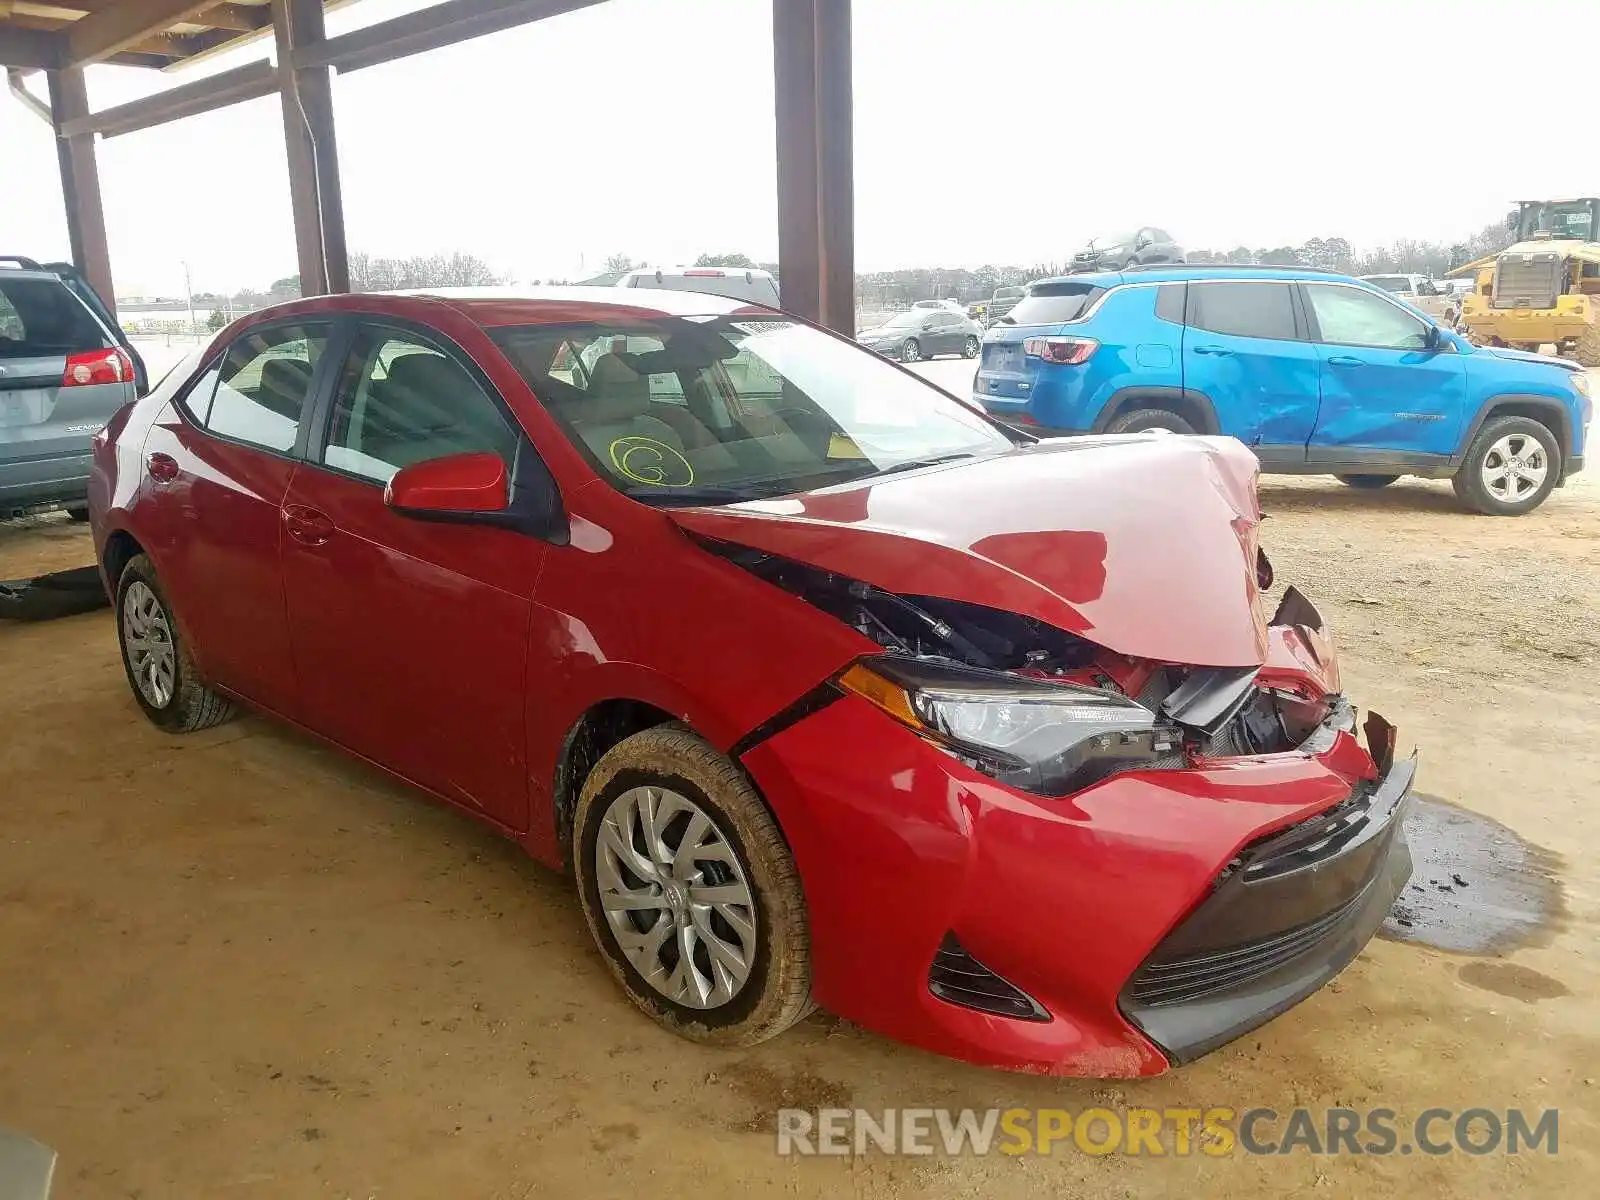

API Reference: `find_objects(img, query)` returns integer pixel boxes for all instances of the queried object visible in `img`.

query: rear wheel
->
[1336,474,1400,489]
[899,339,922,364]
[1104,408,1197,436]
[115,554,236,732]
[962,335,980,359]
[573,725,812,1046]
[1451,415,1560,516]
[1572,321,1600,367]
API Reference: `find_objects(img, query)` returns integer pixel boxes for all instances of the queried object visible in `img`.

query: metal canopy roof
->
[2,0,857,337]
[0,0,281,71]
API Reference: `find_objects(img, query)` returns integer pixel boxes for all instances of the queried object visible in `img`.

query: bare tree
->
[603,253,637,276]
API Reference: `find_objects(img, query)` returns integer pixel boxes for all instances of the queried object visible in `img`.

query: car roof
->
[1032,265,1376,288]
[255,286,773,330]
[621,266,776,278]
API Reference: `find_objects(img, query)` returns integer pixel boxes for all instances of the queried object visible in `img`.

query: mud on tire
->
[114,553,237,733]
[573,724,812,1047]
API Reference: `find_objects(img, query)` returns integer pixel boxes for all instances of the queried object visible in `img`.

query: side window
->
[321,325,519,484]
[1306,286,1430,351]
[188,322,327,453]
[1187,283,1298,341]
[1154,283,1186,323]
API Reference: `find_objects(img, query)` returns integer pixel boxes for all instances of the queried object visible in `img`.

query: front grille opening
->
[927,934,1051,1022]
[1127,891,1365,1007]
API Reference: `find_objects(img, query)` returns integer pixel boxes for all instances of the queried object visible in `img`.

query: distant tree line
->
[1185,221,1509,277]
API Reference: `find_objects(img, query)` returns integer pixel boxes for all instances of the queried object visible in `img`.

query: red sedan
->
[88,289,1414,1076]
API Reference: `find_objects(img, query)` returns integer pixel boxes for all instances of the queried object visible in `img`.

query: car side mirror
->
[386,451,510,519]
[1423,323,1446,350]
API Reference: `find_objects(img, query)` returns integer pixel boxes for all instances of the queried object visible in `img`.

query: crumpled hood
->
[671,434,1271,668]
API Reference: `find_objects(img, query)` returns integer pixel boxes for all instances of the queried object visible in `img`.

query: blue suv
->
[973,265,1593,515]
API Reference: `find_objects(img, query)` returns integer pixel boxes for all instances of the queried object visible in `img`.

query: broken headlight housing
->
[838,657,1183,795]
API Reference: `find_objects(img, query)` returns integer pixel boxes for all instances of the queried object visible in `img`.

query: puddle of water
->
[1380,793,1566,955]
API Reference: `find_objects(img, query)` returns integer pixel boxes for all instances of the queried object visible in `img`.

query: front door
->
[279,320,543,830]
[137,320,332,717]
[1181,281,1319,451]
[1300,282,1468,461]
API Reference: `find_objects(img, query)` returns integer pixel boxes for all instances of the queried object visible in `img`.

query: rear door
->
[0,271,135,507]
[139,320,333,717]
[1300,282,1467,460]
[1181,281,1318,453]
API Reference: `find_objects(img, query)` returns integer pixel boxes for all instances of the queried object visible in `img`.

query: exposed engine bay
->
[705,538,1336,771]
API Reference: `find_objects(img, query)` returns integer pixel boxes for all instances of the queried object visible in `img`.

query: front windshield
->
[1518,201,1596,242]
[883,310,925,328]
[492,316,1013,504]
[1088,231,1135,249]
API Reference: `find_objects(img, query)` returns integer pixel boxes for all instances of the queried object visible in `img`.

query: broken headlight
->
[838,657,1183,795]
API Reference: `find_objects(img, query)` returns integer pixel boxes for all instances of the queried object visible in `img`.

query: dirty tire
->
[573,724,812,1047]
[1451,415,1561,516]
[1104,408,1198,436]
[1336,474,1400,489]
[1573,321,1600,367]
[115,553,237,733]
[899,338,922,364]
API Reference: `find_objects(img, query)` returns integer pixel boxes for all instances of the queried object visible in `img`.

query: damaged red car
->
[88,289,1415,1076]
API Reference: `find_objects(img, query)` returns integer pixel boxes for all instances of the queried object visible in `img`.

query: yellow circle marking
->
[608,436,695,486]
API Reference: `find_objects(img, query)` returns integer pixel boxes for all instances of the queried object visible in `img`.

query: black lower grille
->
[928,934,1050,1021]
[1127,890,1365,1007]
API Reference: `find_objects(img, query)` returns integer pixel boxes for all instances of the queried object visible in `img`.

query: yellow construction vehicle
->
[1451,198,1600,365]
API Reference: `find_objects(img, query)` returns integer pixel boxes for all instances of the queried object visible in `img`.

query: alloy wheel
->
[593,785,757,1010]
[901,340,921,363]
[1480,433,1548,503]
[122,581,177,708]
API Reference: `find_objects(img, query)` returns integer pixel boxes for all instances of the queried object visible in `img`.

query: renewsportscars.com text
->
[775,1106,1559,1157]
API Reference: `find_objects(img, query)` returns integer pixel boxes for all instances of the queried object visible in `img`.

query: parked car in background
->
[90,286,1414,1076]
[1070,228,1184,272]
[912,298,966,313]
[2,255,146,520]
[968,285,1027,326]
[1360,273,1437,299]
[616,265,780,307]
[974,265,1591,515]
[857,306,982,362]
[1360,274,1457,323]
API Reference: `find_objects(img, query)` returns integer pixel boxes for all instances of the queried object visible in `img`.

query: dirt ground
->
[3,453,1598,1197]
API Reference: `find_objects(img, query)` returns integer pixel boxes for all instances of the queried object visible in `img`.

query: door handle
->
[282,504,334,547]
[1327,355,1364,367]
[147,452,179,483]
[1193,345,1233,356]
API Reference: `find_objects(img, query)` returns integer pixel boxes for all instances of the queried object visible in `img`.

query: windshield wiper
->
[867,452,982,478]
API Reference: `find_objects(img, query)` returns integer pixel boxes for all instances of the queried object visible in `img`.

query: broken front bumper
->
[1120,750,1415,1063]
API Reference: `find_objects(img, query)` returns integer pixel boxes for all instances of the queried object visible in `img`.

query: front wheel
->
[115,554,236,732]
[1336,474,1400,489]
[1451,415,1560,516]
[573,726,812,1046]
[962,335,980,359]
[1572,321,1600,367]
[899,339,922,364]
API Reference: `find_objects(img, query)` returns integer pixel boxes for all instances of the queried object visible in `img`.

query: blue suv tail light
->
[1022,336,1099,365]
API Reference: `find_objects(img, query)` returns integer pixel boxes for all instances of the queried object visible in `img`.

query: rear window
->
[0,275,111,358]
[1004,283,1104,325]
[1188,282,1298,341]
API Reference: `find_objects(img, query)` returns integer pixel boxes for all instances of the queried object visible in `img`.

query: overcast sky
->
[3,0,1596,298]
